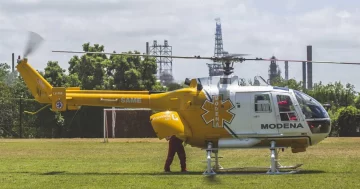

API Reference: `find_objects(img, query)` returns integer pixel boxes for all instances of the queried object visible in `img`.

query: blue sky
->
[1,0,360,90]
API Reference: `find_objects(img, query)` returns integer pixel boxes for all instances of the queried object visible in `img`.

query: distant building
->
[268,56,281,85]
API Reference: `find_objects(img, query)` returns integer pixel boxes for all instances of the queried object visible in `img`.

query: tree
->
[334,106,360,137]
[108,51,157,90]
[62,43,159,137]
[166,82,183,91]
[44,61,67,87]
[65,73,81,88]
[306,81,357,107]
[271,77,303,91]
[0,63,39,138]
[0,63,10,82]
[151,81,165,91]
[68,55,106,90]
[0,81,14,137]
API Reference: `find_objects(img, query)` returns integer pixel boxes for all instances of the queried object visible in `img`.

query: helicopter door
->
[251,92,279,135]
[271,92,301,134]
[232,92,256,135]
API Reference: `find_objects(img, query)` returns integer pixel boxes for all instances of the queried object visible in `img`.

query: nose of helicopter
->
[293,90,332,145]
[306,117,331,146]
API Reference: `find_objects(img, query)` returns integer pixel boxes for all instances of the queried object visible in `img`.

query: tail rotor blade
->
[23,31,44,58]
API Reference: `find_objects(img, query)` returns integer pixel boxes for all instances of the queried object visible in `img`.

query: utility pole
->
[19,95,22,138]
[302,61,306,90]
[307,45,313,89]
[284,61,288,81]
[12,53,14,72]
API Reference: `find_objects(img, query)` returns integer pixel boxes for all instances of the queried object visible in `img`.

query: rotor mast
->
[215,56,245,76]
[222,60,234,75]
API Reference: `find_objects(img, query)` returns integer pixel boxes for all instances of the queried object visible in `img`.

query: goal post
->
[103,107,152,143]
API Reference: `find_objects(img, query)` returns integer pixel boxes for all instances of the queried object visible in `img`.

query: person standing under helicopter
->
[164,135,187,172]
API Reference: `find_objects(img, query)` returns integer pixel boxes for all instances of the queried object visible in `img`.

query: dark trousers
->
[164,136,186,171]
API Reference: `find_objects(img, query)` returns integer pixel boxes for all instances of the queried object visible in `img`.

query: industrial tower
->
[268,55,281,85]
[214,18,225,57]
[284,61,289,81]
[146,40,173,85]
[207,18,228,76]
[301,45,313,89]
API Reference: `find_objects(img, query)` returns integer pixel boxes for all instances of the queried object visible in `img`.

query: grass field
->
[0,137,359,188]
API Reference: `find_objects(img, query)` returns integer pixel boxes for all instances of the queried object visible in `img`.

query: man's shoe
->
[181,169,188,173]
[164,169,171,173]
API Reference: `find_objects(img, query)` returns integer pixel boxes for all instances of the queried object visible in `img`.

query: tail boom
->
[16,58,188,111]
[64,90,180,110]
[65,92,151,109]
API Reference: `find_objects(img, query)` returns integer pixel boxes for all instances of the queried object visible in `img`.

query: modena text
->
[261,123,304,129]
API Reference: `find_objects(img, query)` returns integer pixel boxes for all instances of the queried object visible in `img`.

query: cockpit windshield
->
[293,90,329,119]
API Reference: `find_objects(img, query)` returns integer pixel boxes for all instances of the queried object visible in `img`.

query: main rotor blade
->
[52,50,215,60]
[24,31,44,58]
[55,50,359,65]
[258,58,360,65]
[223,53,251,57]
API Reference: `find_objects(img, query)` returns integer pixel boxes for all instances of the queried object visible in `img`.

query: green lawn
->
[0,137,359,188]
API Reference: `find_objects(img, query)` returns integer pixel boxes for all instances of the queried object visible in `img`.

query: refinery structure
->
[144,18,314,89]
[145,40,173,85]
[5,17,314,90]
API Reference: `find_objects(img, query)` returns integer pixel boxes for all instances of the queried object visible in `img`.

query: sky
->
[2,0,360,90]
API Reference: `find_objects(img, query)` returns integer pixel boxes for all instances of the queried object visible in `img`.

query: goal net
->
[103,107,154,142]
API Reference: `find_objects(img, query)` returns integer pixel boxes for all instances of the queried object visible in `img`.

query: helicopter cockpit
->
[293,90,331,134]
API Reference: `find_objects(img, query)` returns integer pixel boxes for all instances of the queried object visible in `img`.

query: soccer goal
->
[103,107,152,143]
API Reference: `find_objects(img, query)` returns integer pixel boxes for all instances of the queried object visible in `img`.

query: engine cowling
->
[150,111,192,141]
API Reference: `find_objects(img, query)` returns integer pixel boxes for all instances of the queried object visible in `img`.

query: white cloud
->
[1,0,360,90]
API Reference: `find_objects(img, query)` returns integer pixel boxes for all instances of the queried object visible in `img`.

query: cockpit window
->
[276,94,298,121]
[293,90,329,119]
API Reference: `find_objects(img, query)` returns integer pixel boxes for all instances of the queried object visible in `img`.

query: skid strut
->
[203,142,216,175]
[213,150,223,170]
[267,140,301,175]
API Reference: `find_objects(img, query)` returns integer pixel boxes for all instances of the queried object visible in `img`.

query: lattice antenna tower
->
[207,18,228,76]
[147,40,173,84]
[214,17,224,57]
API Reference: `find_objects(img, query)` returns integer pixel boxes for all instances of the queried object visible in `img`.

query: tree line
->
[0,43,359,138]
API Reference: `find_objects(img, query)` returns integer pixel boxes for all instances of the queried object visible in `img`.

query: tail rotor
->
[23,31,44,58]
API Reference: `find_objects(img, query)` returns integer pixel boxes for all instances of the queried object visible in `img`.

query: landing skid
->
[202,140,303,175]
[214,164,303,172]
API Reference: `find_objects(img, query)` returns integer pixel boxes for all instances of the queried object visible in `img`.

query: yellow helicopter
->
[15,32,360,175]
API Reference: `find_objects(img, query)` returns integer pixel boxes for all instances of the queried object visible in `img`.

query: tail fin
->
[16,58,53,103]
